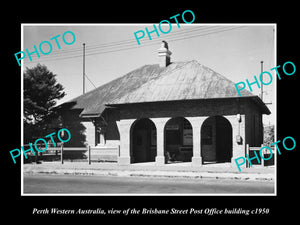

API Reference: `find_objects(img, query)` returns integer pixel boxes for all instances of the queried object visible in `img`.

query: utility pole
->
[83,43,86,94]
[260,60,263,102]
[260,60,272,127]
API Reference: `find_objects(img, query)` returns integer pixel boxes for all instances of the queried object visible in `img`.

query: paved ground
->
[23,162,275,181]
[23,174,275,194]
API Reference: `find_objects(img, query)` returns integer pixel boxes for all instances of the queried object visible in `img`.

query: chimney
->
[158,40,172,67]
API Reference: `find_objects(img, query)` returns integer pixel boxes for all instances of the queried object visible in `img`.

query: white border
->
[20,23,277,197]
[21,23,24,194]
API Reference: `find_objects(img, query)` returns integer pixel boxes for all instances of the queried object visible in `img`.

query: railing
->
[23,143,120,164]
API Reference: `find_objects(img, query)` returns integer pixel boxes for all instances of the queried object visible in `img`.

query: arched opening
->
[201,116,232,163]
[164,117,193,163]
[130,118,156,163]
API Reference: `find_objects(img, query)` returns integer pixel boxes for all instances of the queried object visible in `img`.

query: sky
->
[22,24,275,125]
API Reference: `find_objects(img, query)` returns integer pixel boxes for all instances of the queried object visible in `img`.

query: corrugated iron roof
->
[66,60,267,117]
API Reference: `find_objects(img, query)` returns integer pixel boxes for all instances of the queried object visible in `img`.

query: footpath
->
[23,161,275,181]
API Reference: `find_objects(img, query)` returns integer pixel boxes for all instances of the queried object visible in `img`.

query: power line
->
[24,26,245,64]
[83,26,239,54]
[25,26,229,60]
[83,26,225,49]
[25,26,242,62]
[25,26,242,56]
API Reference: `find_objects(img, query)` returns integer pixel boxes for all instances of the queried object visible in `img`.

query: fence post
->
[88,145,91,165]
[35,149,39,163]
[261,144,265,167]
[246,144,249,168]
[60,142,64,164]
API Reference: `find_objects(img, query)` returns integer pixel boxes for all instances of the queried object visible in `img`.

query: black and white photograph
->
[21,24,276,195]
[4,4,298,220]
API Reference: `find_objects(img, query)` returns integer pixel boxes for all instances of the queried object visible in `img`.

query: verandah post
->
[88,145,91,165]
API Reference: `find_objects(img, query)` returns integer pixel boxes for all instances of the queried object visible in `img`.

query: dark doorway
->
[131,118,156,163]
[164,117,193,163]
[201,116,232,163]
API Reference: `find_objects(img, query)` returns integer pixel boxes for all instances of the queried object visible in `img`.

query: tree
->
[263,124,274,146]
[24,64,65,142]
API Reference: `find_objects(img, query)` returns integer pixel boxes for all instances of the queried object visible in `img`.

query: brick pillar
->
[186,116,208,167]
[116,119,136,165]
[151,117,170,166]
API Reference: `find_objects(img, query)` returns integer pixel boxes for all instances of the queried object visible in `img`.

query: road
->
[23,174,274,194]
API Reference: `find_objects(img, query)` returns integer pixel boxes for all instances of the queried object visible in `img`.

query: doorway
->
[131,118,156,163]
[164,117,193,163]
[201,116,232,163]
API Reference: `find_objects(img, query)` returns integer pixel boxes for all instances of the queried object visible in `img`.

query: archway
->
[164,117,193,163]
[201,116,232,163]
[131,118,156,163]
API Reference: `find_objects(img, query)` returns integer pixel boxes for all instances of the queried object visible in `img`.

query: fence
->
[246,144,275,168]
[24,143,120,164]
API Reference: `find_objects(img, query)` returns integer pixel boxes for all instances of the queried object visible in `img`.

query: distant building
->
[58,41,270,168]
